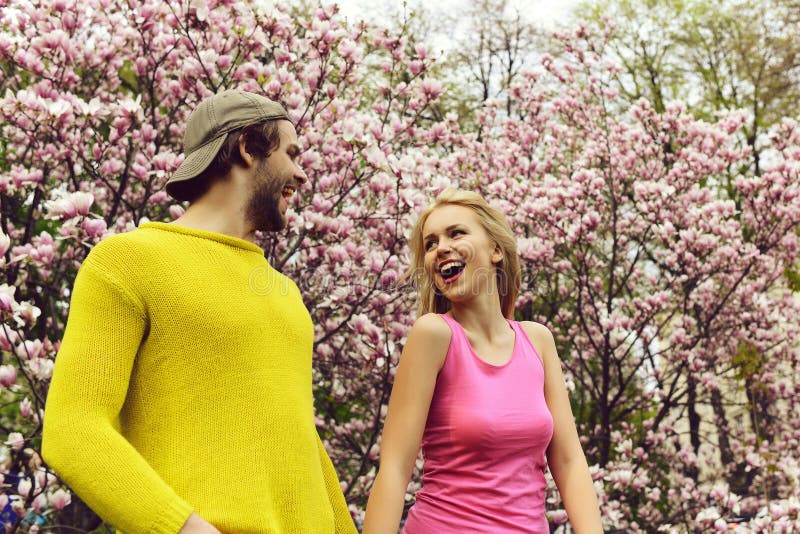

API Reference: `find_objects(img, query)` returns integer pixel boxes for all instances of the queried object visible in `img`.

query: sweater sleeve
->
[316,433,358,534]
[42,258,194,534]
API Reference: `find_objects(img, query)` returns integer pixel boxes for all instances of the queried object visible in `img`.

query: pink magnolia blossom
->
[419,78,443,99]
[0,365,17,387]
[31,493,47,512]
[48,489,71,511]
[27,358,54,380]
[0,231,9,258]
[82,217,107,239]
[168,205,185,219]
[13,301,41,327]
[6,432,25,451]
[44,191,94,219]
[20,397,32,418]
[0,283,17,312]
[15,339,44,360]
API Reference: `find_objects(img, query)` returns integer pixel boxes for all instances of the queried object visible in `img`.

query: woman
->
[363,189,602,533]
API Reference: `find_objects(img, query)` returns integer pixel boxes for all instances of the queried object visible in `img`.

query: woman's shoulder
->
[518,320,554,341]
[402,313,452,371]
[518,321,558,366]
[409,312,452,342]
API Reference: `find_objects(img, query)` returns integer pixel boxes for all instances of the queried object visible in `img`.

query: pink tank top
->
[402,314,554,534]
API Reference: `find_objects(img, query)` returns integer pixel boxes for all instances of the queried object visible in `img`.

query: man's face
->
[245,120,307,232]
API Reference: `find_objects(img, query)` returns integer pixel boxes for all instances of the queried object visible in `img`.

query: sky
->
[335,0,582,29]
[334,0,583,59]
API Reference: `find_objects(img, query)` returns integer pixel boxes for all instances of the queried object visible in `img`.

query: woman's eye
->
[424,240,436,251]
[451,229,465,237]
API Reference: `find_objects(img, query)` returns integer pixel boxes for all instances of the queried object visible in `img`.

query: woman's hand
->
[178,513,221,534]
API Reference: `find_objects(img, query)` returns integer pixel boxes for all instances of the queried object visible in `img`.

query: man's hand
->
[179,513,221,534]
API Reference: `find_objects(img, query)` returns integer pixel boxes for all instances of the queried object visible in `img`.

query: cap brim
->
[166,134,227,201]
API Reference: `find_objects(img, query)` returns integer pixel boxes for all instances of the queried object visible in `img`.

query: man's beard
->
[246,159,287,232]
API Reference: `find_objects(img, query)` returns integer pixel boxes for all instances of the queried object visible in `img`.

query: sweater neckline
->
[140,222,265,254]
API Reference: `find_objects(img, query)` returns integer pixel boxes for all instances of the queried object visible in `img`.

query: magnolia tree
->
[435,25,800,533]
[1,1,800,533]
[0,0,445,529]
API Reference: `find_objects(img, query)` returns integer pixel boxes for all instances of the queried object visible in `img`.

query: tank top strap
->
[438,313,465,342]
[507,319,525,340]
[438,313,456,328]
[437,313,472,361]
[508,320,546,369]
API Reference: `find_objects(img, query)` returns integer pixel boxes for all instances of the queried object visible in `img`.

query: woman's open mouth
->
[438,259,465,284]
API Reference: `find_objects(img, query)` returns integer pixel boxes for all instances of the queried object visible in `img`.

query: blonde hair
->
[402,188,521,319]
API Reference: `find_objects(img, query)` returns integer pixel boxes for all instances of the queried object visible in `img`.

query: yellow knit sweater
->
[43,222,357,534]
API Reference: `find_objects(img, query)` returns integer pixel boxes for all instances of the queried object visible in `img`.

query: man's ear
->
[238,135,255,168]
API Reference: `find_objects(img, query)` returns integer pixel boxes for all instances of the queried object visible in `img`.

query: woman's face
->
[421,204,502,303]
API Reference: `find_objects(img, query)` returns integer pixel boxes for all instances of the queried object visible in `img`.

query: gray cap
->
[167,89,289,200]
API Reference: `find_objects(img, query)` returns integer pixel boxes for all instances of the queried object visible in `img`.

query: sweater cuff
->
[148,496,194,534]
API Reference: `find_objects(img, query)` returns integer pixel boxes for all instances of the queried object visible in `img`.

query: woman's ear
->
[491,244,503,264]
[238,135,255,168]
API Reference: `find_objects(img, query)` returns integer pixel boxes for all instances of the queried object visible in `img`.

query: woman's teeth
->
[439,261,465,280]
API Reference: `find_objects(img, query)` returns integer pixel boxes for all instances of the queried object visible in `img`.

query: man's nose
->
[294,164,308,186]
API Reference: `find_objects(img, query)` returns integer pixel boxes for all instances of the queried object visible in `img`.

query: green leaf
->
[785,267,800,292]
[118,59,139,93]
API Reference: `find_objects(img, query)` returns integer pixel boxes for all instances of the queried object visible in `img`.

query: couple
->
[42,91,602,534]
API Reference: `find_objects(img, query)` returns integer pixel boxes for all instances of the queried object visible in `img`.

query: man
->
[43,90,357,534]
